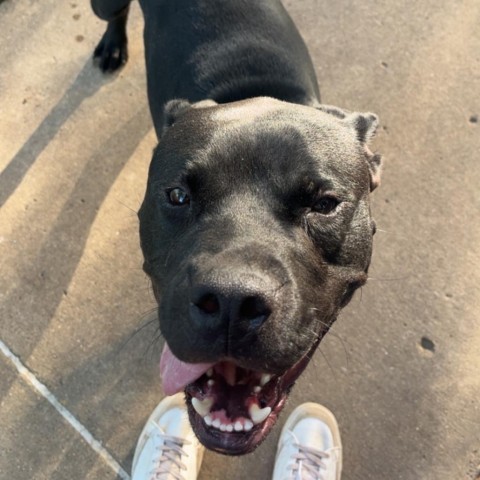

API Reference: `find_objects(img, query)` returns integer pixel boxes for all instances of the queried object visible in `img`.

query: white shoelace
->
[287,442,330,480]
[149,434,191,480]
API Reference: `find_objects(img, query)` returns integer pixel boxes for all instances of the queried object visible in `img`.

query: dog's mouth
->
[159,337,321,455]
[185,358,305,455]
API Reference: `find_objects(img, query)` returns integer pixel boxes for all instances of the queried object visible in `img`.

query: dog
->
[91,0,382,455]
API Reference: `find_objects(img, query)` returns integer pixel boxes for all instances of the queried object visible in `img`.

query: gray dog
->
[91,0,382,455]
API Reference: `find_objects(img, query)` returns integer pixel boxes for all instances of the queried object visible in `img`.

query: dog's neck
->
[207,76,319,107]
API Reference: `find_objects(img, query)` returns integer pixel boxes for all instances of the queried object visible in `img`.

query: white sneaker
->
[132,393,205,480]
[272,403,342,480]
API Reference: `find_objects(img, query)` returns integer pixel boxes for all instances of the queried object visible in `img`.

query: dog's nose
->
[189,278,273,331]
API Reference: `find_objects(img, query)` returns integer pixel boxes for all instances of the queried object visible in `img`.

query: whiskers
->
[118,306,163,361]
[367,274,411,282]
[114,197,140,217]
[308,307,351,375]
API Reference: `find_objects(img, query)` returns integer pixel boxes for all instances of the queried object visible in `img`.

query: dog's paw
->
[93,27,128,73]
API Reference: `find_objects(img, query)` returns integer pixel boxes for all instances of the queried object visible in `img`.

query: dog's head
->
[138,97,381,454]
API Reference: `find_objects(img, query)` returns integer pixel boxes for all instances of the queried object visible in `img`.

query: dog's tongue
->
[160,343,215,395]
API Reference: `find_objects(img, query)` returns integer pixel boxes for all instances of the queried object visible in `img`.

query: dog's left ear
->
[164,99,218,129]
[316,104,383,191]
[345,112,382,191]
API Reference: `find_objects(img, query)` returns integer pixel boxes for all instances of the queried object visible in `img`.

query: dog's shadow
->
[0,56,152,403]
[0,60,122,207]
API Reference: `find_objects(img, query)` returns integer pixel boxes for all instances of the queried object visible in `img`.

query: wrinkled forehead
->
[167,98,359,155]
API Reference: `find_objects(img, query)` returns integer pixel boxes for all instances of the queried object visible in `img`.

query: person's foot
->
[132,393,205,480]
[272,403,342,480]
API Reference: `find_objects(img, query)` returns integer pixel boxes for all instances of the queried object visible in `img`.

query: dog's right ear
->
[164,99,192,128]
[164,99,218,129]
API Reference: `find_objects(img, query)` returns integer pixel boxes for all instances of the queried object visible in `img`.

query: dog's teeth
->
[226,424,233,432]
[234,421,243,432]
[260,374,272,386]
[191,397,213,417]
[220,423,227,432]
[212,418,221,429]
[224,363,236,386]
[249,403,272,424]
[253,386,261,393]
[204,414,213,426]
[206,368,213,377]
[207,379,215,387]
[244,420,253,431]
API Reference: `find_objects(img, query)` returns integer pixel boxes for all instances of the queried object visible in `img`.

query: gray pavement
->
[1,0,479,479]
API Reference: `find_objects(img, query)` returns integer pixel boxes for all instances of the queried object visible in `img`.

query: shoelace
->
[149,434,191,480]
[287,442,330,480]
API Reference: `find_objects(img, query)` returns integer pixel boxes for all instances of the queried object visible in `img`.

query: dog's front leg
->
[91,0,131,72]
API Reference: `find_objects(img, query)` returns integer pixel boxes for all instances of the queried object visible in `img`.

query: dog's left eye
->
[313,196,339,215]
[167,187,190,206]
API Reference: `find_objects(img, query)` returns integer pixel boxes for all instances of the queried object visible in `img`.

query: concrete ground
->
[1,0,479,478]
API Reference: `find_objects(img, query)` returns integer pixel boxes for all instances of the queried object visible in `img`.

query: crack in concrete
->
[0,338,130,480]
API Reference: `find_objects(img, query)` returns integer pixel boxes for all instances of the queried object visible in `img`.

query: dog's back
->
[139,0,321,135]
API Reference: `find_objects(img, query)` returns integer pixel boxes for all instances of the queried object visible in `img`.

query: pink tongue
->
[160,343,215,395]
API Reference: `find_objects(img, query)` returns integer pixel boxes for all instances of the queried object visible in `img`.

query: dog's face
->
[138,97,381,454]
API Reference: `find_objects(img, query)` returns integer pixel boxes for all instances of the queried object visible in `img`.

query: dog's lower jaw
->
[186,393,287,455]
[183,335,322,455]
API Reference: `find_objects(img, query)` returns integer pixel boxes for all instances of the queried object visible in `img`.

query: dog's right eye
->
[167,187,190,206]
